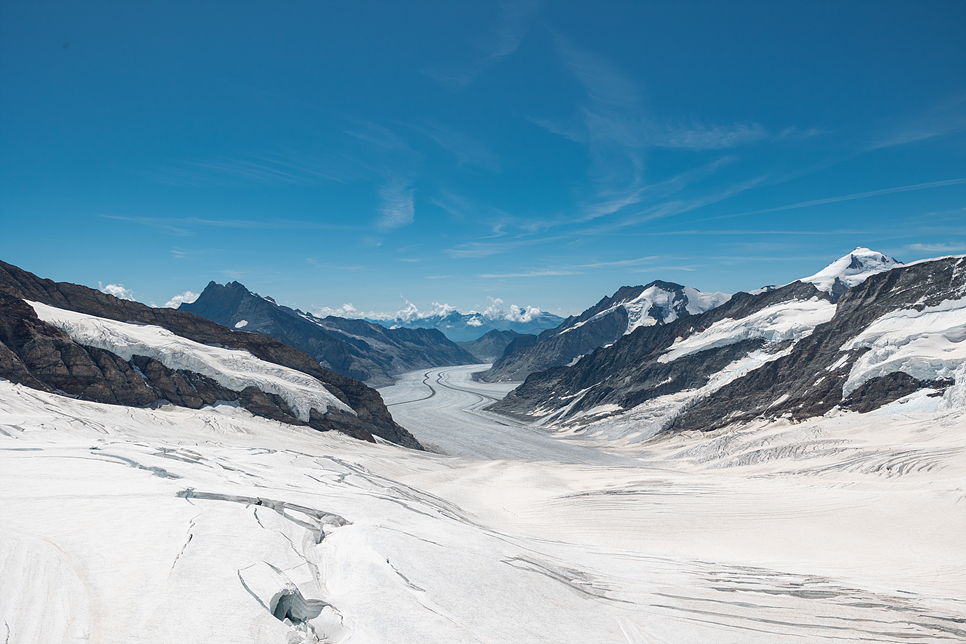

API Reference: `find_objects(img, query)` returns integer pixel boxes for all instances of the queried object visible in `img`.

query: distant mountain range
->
[180,281,480,386]
[491,248,966,440]
[366,306,564,342]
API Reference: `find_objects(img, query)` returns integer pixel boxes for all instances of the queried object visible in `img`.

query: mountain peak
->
[802,248,902,301]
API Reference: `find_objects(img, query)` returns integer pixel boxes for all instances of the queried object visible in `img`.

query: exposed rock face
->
[0,261,420,448]
[492,257,966,434]
[456,329,528,362]
[483,281,729,383]
[181,281,479,386]
[493,281,825,420]
[666,256,966,432]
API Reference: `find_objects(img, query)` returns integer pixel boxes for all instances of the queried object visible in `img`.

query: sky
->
[2,1,964,318]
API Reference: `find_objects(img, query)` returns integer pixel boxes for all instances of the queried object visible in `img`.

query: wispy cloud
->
[478,269,578,278]
[774,126,828,142]
[376,176,416,229]
[870,91,966,149]
[698,177,966,223]
[146,149,365,188]
[630,265,697,273]
[423,0,543,89]
[410,121,500,171]
[445,234,566,258]
[575,256,659,268]
[532,35,767,225]
[431,190,473,219]
[905,242,966,253]
[100,214,359,235]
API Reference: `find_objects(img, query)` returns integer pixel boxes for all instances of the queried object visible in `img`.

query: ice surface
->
[28,301,352,420]
[841,297,966,399]
[2,361,964,643]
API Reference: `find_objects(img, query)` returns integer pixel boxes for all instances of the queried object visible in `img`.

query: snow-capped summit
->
[802,247,902,301]
[370,299,564,342]
[482,281,731,382]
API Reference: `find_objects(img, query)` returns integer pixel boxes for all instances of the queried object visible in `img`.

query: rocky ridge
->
[491,256,966,436]
[456,329,528,363]
[482,281,729,382]
[0,260,421,449]
[182,281,479,386]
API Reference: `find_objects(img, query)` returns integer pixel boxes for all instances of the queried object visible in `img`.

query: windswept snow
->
[802,247,902,296]
[28,301,353,420]
[659,297,835,363]
[841,297,966,398]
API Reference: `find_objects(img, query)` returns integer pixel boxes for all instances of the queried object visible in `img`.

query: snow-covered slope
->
[562,282,730,337]
[30,301,353,420]
[483,281,730,382]
[801,247,902,301]
[841,296,966,400]
[493,255,966,439]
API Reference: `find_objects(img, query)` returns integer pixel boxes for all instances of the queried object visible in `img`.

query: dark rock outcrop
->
[181,281,479,386]
[0,261,420,448]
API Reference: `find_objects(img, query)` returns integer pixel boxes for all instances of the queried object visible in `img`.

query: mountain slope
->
[482,281,729,382]
[456,329,527,362]
[0,260,421,448]
[181,281,479,386]
[492,255,966,440]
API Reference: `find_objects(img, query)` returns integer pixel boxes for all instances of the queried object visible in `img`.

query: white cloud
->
[377,177,415,229]
[314,303,359,318]
[99,283,136,301]
[506,304,542,323]
[163,290,200,309]
[482,297,542,322]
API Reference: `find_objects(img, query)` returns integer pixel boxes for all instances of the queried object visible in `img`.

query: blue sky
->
[2,1,964,317]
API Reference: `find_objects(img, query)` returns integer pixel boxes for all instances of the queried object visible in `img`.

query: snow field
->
[2,363,965,643]
[841,297,966,399]
[659,297,835,363]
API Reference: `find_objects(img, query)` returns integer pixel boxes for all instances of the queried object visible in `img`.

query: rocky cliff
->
[0,260,422,449]
[491,257,966,435]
